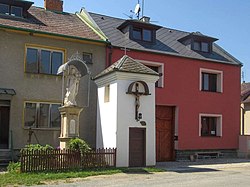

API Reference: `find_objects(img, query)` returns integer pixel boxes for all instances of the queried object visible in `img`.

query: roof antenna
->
[242,71,245,83]
[142,0,144,18]
[134,0,141,19]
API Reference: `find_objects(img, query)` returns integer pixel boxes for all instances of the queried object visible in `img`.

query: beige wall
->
[0,30,106,149]
[242,103,250,135]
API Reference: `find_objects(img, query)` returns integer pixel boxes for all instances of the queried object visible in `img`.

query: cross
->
[131,83,144,121]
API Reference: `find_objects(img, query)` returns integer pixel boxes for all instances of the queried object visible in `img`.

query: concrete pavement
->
[32,158,250,187]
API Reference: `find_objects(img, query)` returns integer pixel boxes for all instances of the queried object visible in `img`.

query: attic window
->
[193,41,210,53]
[0,3,23,17]
[132,27,152,42]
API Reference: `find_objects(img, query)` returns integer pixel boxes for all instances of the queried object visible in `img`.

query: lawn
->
[0,167,164,186]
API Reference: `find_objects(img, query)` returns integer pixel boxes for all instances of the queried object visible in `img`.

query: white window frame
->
[200,68,223,93]
[199,113,222,137]
[137,59,164,88]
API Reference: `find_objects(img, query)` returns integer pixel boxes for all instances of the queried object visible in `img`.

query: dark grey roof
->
[94,55,159,80]
[89,12,242,66]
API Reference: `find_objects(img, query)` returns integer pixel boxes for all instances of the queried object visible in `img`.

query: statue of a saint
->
[64,65,81,106]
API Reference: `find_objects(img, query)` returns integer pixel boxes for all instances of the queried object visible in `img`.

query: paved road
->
[34,159,250,187]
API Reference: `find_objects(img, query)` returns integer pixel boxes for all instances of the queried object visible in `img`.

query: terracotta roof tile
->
[0,6,103,42]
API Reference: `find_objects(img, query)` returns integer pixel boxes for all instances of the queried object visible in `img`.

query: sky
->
[33,0,250,82]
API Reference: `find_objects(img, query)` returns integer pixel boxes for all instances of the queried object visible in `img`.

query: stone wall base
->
[175,149,238,161]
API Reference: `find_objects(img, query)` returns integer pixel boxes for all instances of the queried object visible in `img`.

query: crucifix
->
[127,81,151,121]
[133,83,143,121]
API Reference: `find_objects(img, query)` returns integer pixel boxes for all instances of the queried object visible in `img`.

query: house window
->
[139,60,164,88]
[0,4,9,15]
[193,41,210,53]
[199,114,222,137]
[83,52,93,64]
[201,42,209,52]
[11,6,22,17]
[200,68,223,93]
[104,85,110,103]
[0,4,22,17]
[132,27,153,42]
[26,47,63,75]
[146,65,161,87]
[24,102,61,129]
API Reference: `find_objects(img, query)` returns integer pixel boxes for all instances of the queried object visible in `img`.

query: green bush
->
[22,144,54,152]
[68,138,91,153]
[7,162,21,173]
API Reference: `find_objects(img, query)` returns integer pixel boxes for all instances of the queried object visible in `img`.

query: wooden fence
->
[20,148,116,172]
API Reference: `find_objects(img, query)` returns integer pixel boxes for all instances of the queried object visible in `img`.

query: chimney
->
[44,0,63,12]
[140,16,150,23]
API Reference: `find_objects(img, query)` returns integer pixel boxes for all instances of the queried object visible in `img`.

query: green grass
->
[0,167,165,186]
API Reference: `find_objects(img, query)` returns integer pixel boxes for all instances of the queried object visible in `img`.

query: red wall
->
[110,48,241,150]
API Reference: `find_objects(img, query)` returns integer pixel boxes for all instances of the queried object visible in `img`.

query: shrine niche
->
[126,81,151,121]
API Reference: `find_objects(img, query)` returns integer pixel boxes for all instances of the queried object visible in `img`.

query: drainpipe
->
[106,44,113,68]
[241,106,245,136]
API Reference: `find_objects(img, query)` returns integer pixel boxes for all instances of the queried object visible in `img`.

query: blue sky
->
[33,0,250,82]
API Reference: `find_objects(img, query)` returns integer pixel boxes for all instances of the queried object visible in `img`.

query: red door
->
[129,128,146,167]
[156,106,175,161]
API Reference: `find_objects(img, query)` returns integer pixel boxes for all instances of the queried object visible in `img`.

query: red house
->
[86,11,242,161]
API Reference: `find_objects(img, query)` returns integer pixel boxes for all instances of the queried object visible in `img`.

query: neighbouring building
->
[0,0,107,160]
[238,82,250,158]
[82,10,242,161]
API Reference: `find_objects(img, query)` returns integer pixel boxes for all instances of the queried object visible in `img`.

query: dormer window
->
[178,32,218,54]
[11,6,22,17]
[132,27,152,42]
[0,3,9,15]
[117,19,161,44]
[0,3,23,17]
[193,41,210,53]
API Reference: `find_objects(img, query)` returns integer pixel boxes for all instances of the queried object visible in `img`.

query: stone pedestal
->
[58,106,83,149]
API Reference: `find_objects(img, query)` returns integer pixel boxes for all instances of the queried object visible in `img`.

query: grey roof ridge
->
[89,11,192,34]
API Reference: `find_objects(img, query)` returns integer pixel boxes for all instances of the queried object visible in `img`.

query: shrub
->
[7,162,21,173]
[22,144,54,152]
[68,138,91,153]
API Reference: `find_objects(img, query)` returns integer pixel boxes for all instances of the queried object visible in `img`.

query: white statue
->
[64,65,81,106]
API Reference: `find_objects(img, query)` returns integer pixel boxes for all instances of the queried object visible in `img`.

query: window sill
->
[23,127,61,131]
[25,72,62,77]
[200,90,222,94]
[200,136,222,138]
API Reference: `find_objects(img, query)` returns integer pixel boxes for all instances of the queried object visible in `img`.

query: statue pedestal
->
[58,106,83,149]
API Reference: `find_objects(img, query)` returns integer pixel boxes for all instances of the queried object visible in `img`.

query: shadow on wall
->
[96,99,104,148]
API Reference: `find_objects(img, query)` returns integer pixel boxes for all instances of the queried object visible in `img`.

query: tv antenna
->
[134,2,141,19]
[242,70,245,83]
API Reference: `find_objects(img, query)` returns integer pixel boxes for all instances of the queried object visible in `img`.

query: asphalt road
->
[34,160,250,187]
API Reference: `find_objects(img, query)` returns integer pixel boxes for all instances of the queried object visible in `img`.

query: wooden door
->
[0,106,10,149]
[156,106,175,161]
[129,128,146,167]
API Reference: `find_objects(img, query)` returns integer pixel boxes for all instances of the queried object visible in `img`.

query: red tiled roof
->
[241,82,250,103]
[0,6,103,42]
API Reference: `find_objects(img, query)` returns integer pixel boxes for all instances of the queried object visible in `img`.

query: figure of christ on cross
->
[133,83,144,121]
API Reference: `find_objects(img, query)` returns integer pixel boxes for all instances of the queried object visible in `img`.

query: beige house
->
[241,82,250,135]
[0,0,107,160]
[239,82,250,158]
